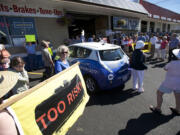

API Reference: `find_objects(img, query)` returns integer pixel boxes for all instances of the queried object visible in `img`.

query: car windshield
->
[99,49,124,61]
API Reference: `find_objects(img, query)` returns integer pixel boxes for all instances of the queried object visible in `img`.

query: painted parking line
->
[28,72,43,75]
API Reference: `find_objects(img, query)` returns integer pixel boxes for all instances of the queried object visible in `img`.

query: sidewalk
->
[28,69,44,88]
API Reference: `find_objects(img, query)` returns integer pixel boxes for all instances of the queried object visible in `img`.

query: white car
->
[68,42,131,93]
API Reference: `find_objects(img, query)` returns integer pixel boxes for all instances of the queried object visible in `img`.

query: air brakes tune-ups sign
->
[1,63,89,135]
[0,3,63,18]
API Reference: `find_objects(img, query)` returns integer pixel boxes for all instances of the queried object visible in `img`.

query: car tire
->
[118,84,125,90]
[84,76,98,94]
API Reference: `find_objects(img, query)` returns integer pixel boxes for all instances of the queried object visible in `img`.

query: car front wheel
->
[84,76,97,93]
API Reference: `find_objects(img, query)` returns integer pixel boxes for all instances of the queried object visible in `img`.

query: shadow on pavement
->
[86,89,140,106]
[152,62,168,68]
[149,60,163,65]
[118,113,175,135]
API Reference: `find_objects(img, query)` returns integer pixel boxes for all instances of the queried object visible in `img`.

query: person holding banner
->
[0,71,19,135]
[55,45,70,74]
[10,56,29,95]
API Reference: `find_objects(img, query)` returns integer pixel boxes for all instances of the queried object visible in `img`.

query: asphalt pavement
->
[29,59,180,135]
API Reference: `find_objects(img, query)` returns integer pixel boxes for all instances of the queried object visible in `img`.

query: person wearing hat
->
[0,71,19,135]
[150,49,180,115]
[130,40,147,93]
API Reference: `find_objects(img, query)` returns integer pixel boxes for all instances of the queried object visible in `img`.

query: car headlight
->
[108,74,114,81]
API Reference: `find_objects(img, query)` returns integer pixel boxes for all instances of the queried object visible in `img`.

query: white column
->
[138,19,141,32]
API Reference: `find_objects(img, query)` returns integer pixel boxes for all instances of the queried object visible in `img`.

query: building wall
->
[35,17,68,49]
[95,16,108,36]
[0,0,65,54]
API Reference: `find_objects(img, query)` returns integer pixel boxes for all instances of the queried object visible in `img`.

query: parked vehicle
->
[68,42,131,93]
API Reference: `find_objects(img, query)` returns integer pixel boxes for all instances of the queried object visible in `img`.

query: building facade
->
[0,0,148,59]
[141,0,180,33]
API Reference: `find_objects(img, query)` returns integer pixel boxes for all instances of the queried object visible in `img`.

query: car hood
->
[101,59,128,72]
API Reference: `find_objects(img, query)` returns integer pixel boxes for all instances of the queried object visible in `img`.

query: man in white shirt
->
[150,34,157,58]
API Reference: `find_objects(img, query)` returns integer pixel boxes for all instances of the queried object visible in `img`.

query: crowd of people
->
[65,32,179,61]
[0,40,70,98]
[0,38,71,134]
[0,32,179,100]
[0,32,180,134]
[129,39,180,116]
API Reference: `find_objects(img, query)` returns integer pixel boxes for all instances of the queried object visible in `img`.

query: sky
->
[144,0,180,14]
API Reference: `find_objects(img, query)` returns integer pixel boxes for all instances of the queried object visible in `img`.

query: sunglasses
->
[61,52,68,54]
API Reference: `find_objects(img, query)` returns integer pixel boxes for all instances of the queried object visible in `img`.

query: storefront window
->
[150,22,155,33]
[162,23,166,32]
[167,24,170,32]
[0,16,11,45]
[141,21,147,32]
[112,16,139,31]
[0,16,37,46]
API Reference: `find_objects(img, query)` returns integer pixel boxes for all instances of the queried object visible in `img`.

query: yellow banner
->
[2,63,89,135]
[25,35,36,42]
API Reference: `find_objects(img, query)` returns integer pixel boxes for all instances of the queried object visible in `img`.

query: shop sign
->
[161,16,166,20]
[0,3,63,18]
[153,15,160,19]
[14,22,33,28]
[25,35,36,42]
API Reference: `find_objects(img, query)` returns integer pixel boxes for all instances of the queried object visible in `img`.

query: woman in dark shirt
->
[131,40,147,93]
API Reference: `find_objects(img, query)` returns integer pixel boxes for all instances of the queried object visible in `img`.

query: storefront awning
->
[77,0,148,15]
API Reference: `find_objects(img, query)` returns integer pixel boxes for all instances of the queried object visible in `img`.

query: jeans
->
[27,54,36,71]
